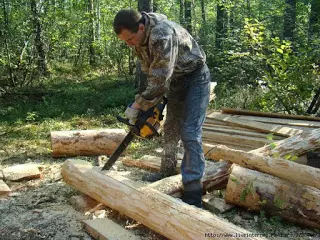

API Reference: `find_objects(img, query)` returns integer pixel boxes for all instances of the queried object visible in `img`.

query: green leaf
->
[276,48,283,54]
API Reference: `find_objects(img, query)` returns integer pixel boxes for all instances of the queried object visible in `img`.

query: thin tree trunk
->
[138,0,153,12]
[179,0,184,25]
[184,0,192,34]
[88,0,96,66]
[308,0,320,45]
[200,0,206,23]
[30,0,48,76]
[283,0,296,41]
[216,4,227,49]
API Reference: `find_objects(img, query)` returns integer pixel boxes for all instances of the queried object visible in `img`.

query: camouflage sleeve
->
[135,34,177,111]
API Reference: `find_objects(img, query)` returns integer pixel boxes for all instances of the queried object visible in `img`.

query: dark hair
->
[113,9,143,35]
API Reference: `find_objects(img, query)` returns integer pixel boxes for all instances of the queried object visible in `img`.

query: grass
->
[0,69,138,165]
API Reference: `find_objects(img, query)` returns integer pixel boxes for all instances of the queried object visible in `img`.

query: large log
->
[249,128,320,157]
[51,129,126,157]
[225,164,320,229]
[203,144,320,190]
[61,159,263,240]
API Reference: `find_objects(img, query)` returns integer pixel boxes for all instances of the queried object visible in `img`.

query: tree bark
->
[216,4,227,49]
[283,0,296,41]
[184,0,192,34]
[51,129,127,157]
[88,0,96,66]
[30,0,48,76]
[138,0,153,12]
[225,164,320,229]
[203,144,320,190]
[309,0,320,45]
[61,159,263,240]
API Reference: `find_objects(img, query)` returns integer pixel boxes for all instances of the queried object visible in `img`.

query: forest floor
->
[1,149,320,240]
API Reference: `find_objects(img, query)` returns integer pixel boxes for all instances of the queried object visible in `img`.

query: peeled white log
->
[225,164,320,229]
[61,159,263,240]
[203,144,320,190]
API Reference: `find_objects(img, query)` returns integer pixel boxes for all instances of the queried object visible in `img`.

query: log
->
[225,164,320,229]
[250,128,320,157]
[122,155,181,173]
[203,144,320,190]
[51,129,126,157]
[61,159,263,240]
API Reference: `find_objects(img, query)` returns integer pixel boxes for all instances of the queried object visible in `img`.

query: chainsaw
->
[102,97,167,170]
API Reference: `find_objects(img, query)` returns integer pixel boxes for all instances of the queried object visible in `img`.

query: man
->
[113,9,211,208]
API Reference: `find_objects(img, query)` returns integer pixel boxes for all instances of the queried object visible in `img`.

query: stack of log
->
[54,108,320,239]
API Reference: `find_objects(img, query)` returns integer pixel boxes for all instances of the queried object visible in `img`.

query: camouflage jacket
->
[134,12,206,111]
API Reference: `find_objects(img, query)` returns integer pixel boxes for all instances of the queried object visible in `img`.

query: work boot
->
[182,180,203,208]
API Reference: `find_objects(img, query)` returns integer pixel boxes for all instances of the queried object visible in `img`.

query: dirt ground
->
[1,157,320,240]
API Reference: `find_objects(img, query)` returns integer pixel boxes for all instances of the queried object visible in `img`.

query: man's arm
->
[135,33,177,111]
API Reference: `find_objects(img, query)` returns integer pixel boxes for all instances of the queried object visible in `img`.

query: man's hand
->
[124,104,140,125]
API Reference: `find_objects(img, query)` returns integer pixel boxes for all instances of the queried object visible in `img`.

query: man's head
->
[113,9,145,47]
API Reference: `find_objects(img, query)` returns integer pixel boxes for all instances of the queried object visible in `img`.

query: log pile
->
[57,108,320,238]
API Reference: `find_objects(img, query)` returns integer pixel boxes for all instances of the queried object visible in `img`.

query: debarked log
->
[61,159,264,240]
[51,129,126,157]
[225,164,320,229]
[203,144,320,190]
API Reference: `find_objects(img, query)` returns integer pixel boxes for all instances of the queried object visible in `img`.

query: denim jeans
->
[163,64,211,184]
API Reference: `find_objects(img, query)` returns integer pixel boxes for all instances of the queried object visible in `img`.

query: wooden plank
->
[203,126,285,140]
[202,131,273,148]
[203,141,253,152]
[61,159,264,240]
[2,164,41,181]
[207,112,303,137]
[0,180,11,197]
[236,115,320,128]
[222,108,320,122]
[83,218,141,240]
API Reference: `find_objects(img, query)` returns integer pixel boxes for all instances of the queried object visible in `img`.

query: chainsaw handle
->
[116,116,135,127]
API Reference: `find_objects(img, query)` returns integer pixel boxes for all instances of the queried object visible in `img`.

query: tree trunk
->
[30,0,48,76]
[61,159,263,240]
[203,144,320,190]
[309,0,320,43]
[216,4,227,49]
[179,0,184,25]
[51,129,127,157]
[283,0,296,41]
[88,0,96,66]
[184,0,192,34]
[200,0,205,23]
[225,164,320,229]
[138,0,153,12]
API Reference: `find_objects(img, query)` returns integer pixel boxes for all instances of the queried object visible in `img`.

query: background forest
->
[0,0,319,141]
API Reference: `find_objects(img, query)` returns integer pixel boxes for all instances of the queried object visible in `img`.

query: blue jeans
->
[163,64,211,184]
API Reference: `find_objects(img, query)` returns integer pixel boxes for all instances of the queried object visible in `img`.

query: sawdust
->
[1,159,319,240]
